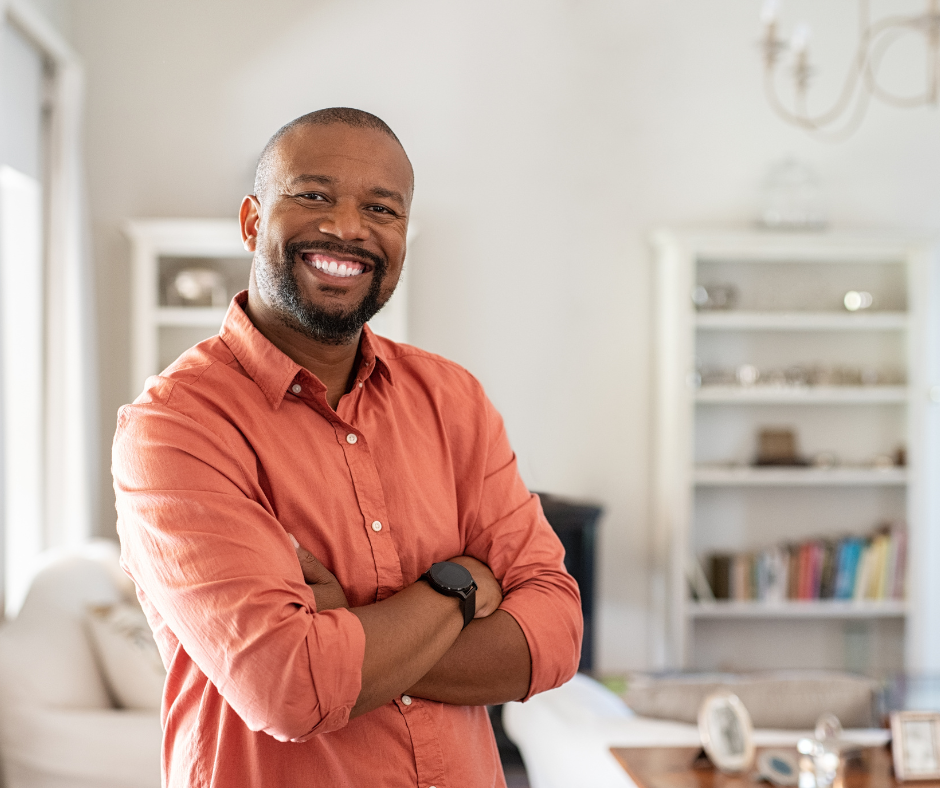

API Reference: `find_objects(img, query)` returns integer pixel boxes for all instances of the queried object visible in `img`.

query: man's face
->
[242,123,413,345]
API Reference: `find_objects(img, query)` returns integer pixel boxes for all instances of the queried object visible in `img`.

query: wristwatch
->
[421,562,477,629]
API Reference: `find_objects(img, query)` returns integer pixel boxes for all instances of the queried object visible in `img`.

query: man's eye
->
[367,205,393,215]
[297,192,326,201]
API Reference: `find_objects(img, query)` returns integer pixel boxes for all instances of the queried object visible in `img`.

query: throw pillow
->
[85,602,166,710]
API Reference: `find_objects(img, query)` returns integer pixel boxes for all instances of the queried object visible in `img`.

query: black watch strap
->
[421,561,477,628]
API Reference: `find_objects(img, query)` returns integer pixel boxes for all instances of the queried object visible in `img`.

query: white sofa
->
[0,541,161,788]
[502,673,891,788]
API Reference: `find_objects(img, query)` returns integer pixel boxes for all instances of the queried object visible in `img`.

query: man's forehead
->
[273,123,413,189]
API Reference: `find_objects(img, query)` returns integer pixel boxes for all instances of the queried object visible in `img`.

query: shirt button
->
[358,381,363,388]
[346,433,357,445]
[291,384,302,394]
[371,520,382,532]
[401,695,412,706]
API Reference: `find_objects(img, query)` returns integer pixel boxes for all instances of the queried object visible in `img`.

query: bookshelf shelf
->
[693,466,908,486]
[687,600,907,619]
[695,311,909,331]
[694,386,908,404]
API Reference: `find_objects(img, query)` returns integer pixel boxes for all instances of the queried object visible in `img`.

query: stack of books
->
[705,523,906,602]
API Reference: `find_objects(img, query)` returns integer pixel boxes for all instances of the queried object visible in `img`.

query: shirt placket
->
[330,415,403,601]
[395,694,447,788]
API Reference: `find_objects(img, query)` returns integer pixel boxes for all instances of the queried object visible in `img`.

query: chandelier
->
[761,0,940,140]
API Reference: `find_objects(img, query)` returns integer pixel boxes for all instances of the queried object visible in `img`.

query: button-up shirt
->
[113,292,582,788]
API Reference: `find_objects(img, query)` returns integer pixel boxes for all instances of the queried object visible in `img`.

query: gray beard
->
[257,240,390,346]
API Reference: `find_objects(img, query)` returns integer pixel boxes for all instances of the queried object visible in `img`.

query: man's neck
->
[244,296,360,411]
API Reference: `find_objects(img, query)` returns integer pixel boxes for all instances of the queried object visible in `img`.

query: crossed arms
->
[114,397,583,742]
[292,541,531,716]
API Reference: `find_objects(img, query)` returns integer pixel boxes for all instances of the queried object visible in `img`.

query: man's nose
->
[318,200,367,241]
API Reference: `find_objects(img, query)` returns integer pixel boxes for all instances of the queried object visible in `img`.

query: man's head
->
[241,108,413,347]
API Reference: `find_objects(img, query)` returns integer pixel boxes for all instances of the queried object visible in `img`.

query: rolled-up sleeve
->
[461,393,584,701]
[113,402,365,741]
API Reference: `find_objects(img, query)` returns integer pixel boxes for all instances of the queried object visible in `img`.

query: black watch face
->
[430,561,472,590]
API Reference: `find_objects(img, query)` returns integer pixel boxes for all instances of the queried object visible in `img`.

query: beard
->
[256,239,391,346]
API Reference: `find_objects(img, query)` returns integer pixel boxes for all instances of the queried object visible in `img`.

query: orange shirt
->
[113,292,582,788]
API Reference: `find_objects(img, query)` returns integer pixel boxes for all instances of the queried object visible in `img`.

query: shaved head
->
[254,108,411,201]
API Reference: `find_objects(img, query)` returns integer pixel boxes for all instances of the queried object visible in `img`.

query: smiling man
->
[113,108,582,788]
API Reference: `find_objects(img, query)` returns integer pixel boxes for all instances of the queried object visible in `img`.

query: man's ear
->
[240,195,261,252]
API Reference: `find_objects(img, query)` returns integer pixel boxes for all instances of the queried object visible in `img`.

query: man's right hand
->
[446,555,503,618]
[290,534,349,612]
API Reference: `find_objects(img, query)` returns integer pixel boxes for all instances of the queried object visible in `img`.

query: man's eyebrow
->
[368,186,406,205]
[289,174,336,187]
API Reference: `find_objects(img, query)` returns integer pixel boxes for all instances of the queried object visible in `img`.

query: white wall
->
[71,0,940,672]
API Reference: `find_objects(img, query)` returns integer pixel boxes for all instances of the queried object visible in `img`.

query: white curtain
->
[43,57,98,552]
[0,0,97,613]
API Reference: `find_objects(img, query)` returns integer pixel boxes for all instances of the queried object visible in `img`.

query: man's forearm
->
[348,581,465,719]
[404,610,531,706]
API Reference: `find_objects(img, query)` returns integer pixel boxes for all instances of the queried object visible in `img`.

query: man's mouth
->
[302,253,368,279]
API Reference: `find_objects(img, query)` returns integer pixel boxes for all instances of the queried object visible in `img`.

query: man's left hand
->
[290,534,350,612]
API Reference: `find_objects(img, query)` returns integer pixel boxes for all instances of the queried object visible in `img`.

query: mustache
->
[285,240,387,271]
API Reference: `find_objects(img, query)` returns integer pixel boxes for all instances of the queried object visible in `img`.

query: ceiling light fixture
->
[760,0,940,140]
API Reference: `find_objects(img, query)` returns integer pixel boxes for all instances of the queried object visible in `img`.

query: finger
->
[288,537,334,586]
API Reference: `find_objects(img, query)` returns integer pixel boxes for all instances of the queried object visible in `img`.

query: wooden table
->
[610,746,940,788]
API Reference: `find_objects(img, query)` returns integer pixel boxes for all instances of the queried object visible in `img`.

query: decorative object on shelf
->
[737,363,760,386]
[757,749,800,787]
[756,427,802,466]
[760,0,940,141]
[843,290,874,312]
[758,157,827,230]
[891,711,940,781]
[692,283,738,311]
[166,268,228,308]
[697,692,755,774]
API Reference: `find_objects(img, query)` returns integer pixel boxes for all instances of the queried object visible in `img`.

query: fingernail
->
[288,533,300,549]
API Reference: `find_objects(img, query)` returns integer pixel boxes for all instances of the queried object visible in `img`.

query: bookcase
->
[125,218,412,399]
[651,229,940,676]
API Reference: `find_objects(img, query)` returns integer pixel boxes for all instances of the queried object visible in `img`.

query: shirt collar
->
[220,291,393,409]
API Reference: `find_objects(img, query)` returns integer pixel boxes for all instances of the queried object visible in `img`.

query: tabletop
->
[610,745,940,788]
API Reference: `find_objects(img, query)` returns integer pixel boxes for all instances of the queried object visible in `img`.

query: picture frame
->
[891,711,940,781]
[697,692,755,774]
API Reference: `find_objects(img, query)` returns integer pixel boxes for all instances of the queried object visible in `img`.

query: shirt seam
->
[148,361,262,496]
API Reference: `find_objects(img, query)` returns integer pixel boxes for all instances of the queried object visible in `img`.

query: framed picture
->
[697,692,755,774]
[891,711,940,781]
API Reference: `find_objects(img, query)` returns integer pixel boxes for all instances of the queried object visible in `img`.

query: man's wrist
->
[421,562,477,628]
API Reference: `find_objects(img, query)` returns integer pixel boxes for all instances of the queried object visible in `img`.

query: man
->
[113,107,582,788]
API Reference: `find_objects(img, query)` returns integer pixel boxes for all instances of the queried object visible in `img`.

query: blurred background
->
[2,0,940,683]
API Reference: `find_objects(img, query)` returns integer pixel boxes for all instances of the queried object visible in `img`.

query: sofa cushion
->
[623,671,877,729]
[85,603,165,711]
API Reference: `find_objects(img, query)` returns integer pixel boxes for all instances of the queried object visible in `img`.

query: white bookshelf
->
[651,229,940,676]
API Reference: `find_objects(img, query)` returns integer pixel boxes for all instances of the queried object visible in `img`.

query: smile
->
[303,253,367,279]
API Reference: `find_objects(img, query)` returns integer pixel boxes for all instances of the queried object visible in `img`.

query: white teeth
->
[311,257,364,277]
